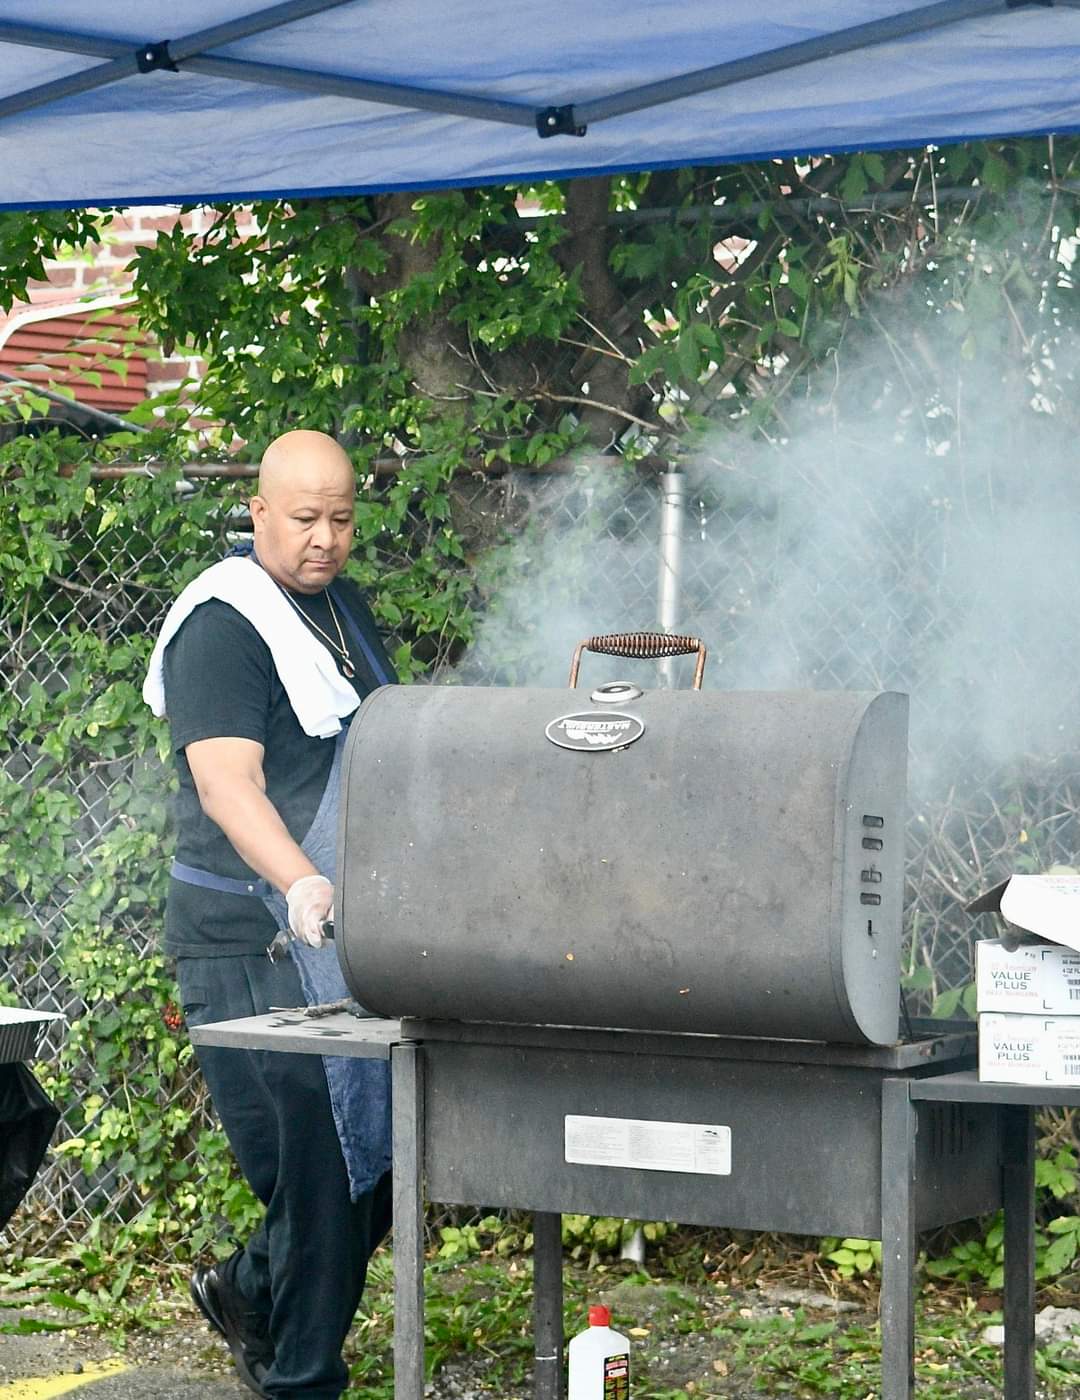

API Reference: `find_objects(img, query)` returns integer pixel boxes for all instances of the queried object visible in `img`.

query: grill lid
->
[336,681,908,1045]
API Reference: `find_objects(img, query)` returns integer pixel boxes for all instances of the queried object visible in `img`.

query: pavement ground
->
[0,1298,251,1400]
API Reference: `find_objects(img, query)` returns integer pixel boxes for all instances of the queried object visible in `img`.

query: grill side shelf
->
[189,1013,403,1059]
[908,1070,1080,1108]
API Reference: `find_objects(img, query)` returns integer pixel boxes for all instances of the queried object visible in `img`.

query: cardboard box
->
[979,1012,1080,1085]
[975,938,1080,1015]
[967,873,1080,951]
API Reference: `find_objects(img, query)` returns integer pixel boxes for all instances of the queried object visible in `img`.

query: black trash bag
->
[0,1062,60,1231]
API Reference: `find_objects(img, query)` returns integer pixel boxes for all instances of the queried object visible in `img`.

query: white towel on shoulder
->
[142,556,360,738]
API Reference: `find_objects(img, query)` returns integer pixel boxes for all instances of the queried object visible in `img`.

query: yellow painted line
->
[0,1359,128,1398]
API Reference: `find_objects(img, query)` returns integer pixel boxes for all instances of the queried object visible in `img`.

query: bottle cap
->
[588,1305,611,1327]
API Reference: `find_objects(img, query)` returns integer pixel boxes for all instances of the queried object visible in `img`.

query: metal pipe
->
[70,454,627,480]
[0,61,139,124]
[0,370,147,434]
[517,186,988,230]
[0,0,354,63]
[577,0,1014,127]
[167,0,359,63]
[3,0,1048,135]
[532,1212,565,1400]
[656,469,685,688]
[391,1043,426,1400]
[0,21,120,59]
[187,54,536,126]
[77,462,258,479]
[0,0,359,124]
[0,7,536,129]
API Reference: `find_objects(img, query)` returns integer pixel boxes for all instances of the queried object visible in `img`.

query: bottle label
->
[603,1352,630,1400]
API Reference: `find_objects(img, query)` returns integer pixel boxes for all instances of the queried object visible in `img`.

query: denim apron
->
[260,725,391,1201]
[171,582,394,1199]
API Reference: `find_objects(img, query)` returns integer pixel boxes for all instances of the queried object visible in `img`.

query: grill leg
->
[533,1212,564,1400]
[880,1077,917,1400]
[393,1042,426,1400]
[1002,1105,1035,1400]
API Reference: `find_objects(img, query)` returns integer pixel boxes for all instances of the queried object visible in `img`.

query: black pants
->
[178,953,392,1400]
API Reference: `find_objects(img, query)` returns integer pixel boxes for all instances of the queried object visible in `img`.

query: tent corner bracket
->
[136,40,179,74]
[535,105,587,139]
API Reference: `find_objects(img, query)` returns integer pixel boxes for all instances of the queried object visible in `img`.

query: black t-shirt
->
[162,576,394,957]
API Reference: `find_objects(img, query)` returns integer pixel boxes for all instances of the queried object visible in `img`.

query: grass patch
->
[6,1239,1080,1398]
[344,1255,1080,1399]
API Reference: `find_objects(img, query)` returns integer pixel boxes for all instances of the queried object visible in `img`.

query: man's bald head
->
[250,430,356,593]
[258,429,354,500]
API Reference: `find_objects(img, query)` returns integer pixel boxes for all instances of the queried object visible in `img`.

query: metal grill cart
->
[193,1010,1017,1400]
[188,636,1048,1399]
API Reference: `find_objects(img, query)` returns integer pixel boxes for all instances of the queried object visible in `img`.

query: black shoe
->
[190,1258,274,1399]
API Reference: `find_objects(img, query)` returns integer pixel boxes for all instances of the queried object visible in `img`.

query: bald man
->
[154,430,397,1400]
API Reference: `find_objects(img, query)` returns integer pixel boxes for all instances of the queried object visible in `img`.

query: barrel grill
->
[337,649,908,1045]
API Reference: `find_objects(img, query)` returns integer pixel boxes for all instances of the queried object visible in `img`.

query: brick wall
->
[4,205,261,401]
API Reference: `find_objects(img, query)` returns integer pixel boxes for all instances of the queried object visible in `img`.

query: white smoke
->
[462,215,1080,795]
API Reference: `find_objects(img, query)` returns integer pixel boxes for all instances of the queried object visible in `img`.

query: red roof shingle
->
[0,303,152,411]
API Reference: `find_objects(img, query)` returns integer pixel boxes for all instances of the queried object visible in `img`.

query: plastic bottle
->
[567,1304,630,1400]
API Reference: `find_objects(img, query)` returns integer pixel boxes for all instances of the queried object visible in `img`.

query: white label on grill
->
[564,1115,731,1175]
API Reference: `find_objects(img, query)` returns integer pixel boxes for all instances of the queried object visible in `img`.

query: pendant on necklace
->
[341,659,356,679]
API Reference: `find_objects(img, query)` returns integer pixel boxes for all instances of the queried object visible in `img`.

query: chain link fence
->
[7,440,1080,1254]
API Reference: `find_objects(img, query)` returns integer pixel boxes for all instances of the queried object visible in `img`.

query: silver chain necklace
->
[277,585,355,679]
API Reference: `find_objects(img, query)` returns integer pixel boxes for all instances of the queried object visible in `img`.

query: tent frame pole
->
[576,0,1050,127]
[0,0,360,120]
[0,6,535,127]
[0,0,1074,135]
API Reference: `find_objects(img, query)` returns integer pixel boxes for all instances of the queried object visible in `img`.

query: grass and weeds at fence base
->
[0,1247,176,1335]
[5,1228,1080,1398]
[352,1248,1080,1400]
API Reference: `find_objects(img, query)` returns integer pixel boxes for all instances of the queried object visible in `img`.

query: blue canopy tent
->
[2,0,1080,210]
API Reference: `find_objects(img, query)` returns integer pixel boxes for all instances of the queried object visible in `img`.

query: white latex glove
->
[286,874,334,948]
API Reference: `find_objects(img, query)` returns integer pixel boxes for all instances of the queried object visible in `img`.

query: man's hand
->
[287,875,334,948]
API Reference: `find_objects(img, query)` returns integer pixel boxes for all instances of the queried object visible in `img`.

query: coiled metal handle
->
[568,631,707,690]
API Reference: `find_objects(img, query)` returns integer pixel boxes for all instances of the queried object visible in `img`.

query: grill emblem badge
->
[545,710,645,752]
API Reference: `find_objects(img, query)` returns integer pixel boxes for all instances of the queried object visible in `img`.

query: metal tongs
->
[265,918,335,965]
[266,920,359,1016]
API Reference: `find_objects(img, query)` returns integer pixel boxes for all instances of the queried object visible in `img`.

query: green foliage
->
[1,427,256,1254]
[0,1235,172,1332]
[561,1215,671,1262]
[925,1147,1080,1290]
[433,1212,673,1267]
[8,136,1080,1271]
[821,1237,882,1280]
[712,1309,879,1397]
[0,209,104,312]
[128,190,584,463]
[420,1258,536,1384]
[436,1215,531,1261]
[925,1217,1008,1290]
[929,980,978,1021]
[707,1297,1080,1397]
[1038,1146,1079,1202]
[820,1153,1080,1292]
[9,1242,1080,1399]
[0,416,474,1258]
